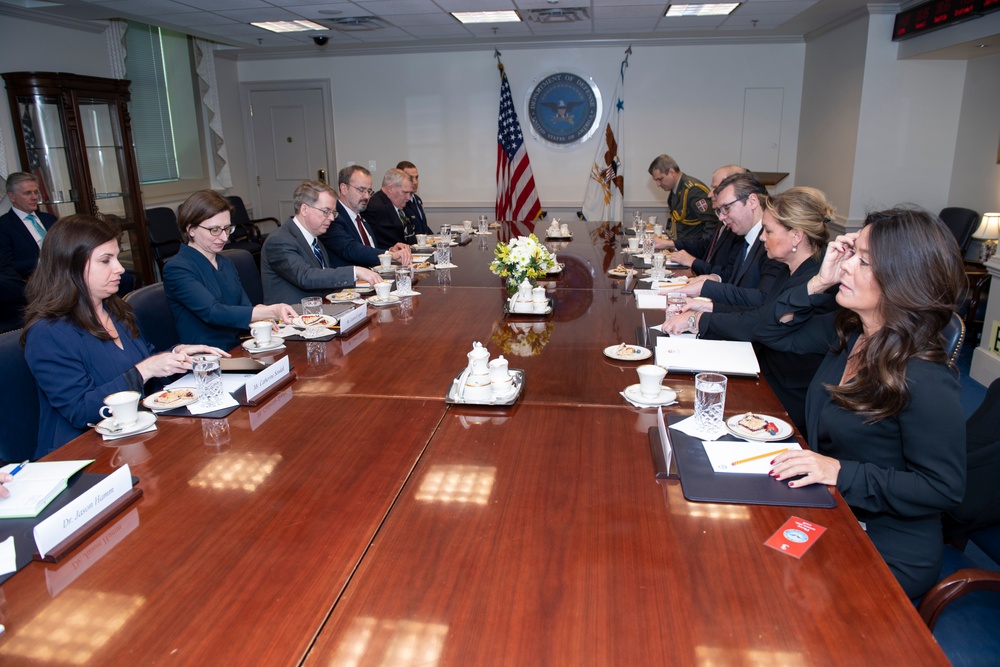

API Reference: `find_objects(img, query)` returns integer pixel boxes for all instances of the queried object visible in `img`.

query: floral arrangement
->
[489,234,557,290]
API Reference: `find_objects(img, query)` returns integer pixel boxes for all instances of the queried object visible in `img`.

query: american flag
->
[495,62,542,224]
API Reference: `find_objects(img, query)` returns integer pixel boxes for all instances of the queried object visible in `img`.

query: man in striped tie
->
[363,169,420,248]
[0,172,56,330]
[261,181,381,305]
[0,172,56,281]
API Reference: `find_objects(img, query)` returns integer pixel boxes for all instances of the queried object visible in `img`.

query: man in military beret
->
[648,154,717,242]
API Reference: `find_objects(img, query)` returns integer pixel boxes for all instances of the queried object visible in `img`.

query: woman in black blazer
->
[758,208,966,599]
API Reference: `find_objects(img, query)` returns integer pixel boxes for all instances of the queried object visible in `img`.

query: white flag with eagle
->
[582,47,630,222]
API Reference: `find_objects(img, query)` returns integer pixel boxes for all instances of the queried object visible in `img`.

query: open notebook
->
[655,336,760,376]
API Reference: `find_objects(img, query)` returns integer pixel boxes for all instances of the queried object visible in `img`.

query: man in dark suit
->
[0,172,56,330]
[364,169,419,248]
[659,164,745,276]
[320,165,411,269]
[397,161,432,236]
[661,172,783,313]
[261,180,381,305]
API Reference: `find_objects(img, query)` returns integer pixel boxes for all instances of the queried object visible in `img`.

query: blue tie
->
[311,239,325,268]
[26,213,46,243]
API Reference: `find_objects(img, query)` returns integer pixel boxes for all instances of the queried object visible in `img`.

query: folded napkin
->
[669,414,729,441]
[391,290,421,297]
[103,423,157,441]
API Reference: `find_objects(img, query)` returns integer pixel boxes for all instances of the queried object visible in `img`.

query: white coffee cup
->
[648,215,657,225]
[379,253,392,269]
[653,223,663,236]
[416,233,428,246]
[374,281,392,301]
[250,320,272,347]
[636,365,667,398]
[464,374,492,401]
[100,390,141,426]
[462,220,473,232]
[628,237,640,252]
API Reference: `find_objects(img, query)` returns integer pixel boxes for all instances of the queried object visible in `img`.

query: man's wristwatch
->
[687,314,698,334]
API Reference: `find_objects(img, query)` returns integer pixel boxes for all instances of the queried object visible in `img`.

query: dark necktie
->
[356,214,372,246]
[705,224,724,261]
[311,239,326,268]
[397,209,414,243]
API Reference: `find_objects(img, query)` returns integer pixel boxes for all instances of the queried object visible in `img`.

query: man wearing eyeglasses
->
[261,180,381,304]
[659,164,744,275]
[321,165,412,269]
[648,155,717,242]
[363,169,420,248]
[662,172,783,309]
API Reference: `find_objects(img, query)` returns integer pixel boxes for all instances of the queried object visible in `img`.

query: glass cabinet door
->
[13,94,78,219]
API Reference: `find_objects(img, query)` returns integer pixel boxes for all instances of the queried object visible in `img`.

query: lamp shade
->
[972,212,1000,241]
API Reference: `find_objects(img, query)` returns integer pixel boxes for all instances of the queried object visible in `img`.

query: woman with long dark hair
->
[23,215,225,456]
[163,190,295,349]
[759,207,967,599]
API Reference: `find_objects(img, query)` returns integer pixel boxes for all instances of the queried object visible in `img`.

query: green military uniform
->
[668,173,717,242]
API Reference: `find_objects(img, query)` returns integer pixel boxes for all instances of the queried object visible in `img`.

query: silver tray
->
[445,369,525,406]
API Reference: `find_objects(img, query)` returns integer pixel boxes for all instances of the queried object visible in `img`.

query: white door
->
[245,82,334,224]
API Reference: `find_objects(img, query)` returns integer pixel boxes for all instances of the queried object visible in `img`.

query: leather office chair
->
[219,248,263,306]
[225,196,275,264]
[939,207,980,255]
[146,207,183,280]
[0,329,39,463]
[941,311,965,368]
[917,378,1000,666]
[123,283,180,353]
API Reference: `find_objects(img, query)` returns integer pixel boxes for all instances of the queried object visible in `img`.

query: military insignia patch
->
[695,199,709,213]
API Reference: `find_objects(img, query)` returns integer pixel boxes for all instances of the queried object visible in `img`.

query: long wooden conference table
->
[0,220,948,665]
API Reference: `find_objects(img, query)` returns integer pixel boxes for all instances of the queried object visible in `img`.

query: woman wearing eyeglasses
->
[163,191,296,350]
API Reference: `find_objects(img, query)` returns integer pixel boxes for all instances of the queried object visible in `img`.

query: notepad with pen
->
[0,460,93,519]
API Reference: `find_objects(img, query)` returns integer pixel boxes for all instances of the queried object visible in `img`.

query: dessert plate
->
[725,414,794,442]
[143,388,197,410]
[603,344,652,361]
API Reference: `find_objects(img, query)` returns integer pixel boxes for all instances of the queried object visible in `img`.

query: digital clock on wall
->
[893,0,1000,41]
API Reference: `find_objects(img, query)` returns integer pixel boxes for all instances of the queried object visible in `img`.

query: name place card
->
[33,465,134,559]
[338,303,368,333]
[657,406,673,473]
[246,355,291,402]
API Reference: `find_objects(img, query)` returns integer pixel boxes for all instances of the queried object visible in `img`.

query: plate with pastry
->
[143,387,198,410]
[412,259,436,272]
[726,413,793,442]
[607,264,635,278]
[292,313,338,328]
[327,289,364,303]
[603,343,652,361]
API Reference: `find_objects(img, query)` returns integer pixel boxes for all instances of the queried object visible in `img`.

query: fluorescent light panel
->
[452,11,521,24]
[251,20,326,33]
[666,3,740,17]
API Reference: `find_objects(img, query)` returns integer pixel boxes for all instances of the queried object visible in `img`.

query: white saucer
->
[367,295,401,306]
[242,338,285,352]
[96,411,157,436]
[603,344,652,361]
[546,233,572,240]
[375,265,396,273]
[547,263,564,275]
[623,384,678,407]
[725,414,794,442]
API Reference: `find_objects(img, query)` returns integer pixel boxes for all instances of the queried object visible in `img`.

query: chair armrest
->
[917,568,1000,630]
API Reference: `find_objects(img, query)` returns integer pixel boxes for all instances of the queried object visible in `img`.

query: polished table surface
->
[0,220,947,665]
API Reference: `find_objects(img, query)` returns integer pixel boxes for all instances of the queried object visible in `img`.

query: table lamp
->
[972,212,1000,262]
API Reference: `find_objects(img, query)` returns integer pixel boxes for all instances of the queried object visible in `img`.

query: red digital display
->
[893,0,993,40]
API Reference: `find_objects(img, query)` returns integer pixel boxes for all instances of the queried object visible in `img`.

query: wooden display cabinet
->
[3,71,154,285]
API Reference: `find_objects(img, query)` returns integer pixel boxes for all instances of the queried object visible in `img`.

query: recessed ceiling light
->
[452,11,521,24]
[317,9,343,15]
[666,3,740,18]
[251,20,326,33]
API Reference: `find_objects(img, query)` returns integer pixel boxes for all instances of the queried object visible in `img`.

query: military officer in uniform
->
[648,154,717,242]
